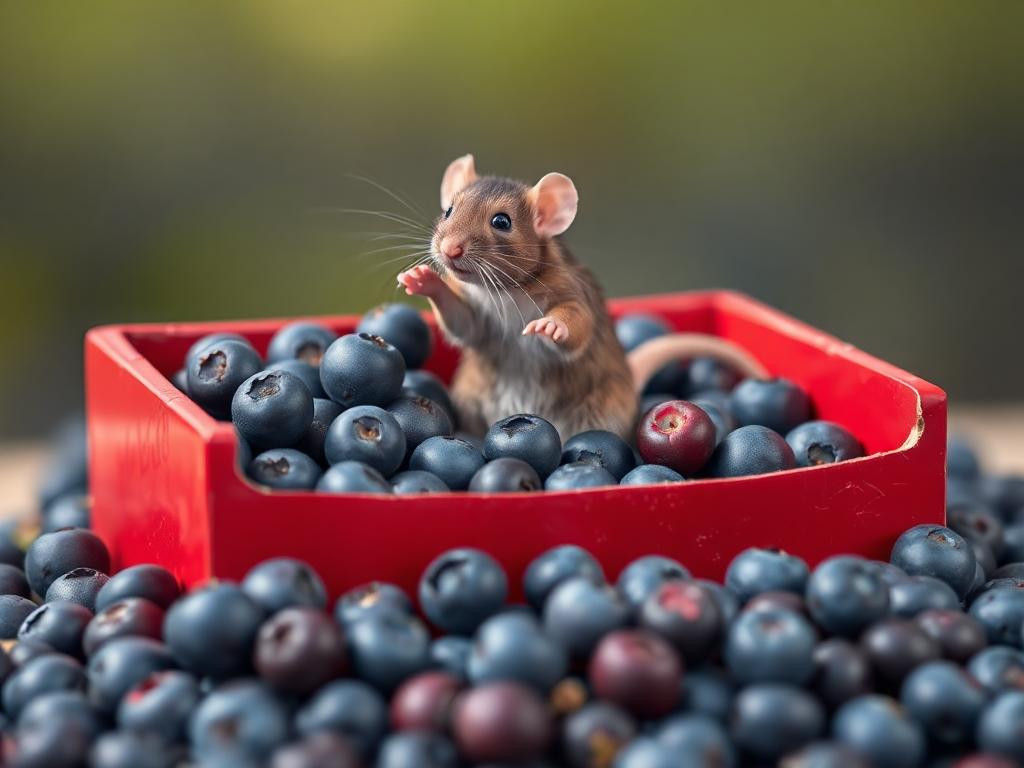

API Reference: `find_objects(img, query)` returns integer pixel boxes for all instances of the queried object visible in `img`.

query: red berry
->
[390,671,462,732]
[588,629,682,718]
[635,401,716,476]
[452,682,551,763]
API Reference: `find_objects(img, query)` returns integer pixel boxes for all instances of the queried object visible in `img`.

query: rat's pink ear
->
[528,172,578,237]
[440,154,477,210]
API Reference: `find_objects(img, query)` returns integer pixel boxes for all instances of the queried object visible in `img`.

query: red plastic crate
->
[85,291,946,600]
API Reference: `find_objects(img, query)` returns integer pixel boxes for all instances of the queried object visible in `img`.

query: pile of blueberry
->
[174,306,864,493]
[0,425,1020,767]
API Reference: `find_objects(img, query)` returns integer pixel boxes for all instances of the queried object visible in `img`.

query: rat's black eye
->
[490,213,511,231]
[444,205,453,219]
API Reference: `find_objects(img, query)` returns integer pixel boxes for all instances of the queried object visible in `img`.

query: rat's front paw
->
[397,265,444,298]
[522,316,569,344]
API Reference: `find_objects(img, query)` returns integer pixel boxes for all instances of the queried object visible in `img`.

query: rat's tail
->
[627,333,769,393]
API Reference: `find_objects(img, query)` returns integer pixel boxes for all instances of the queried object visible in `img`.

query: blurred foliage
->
[0,2,1022,436]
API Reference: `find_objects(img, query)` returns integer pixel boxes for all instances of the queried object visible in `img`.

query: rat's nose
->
[441,238,464,260]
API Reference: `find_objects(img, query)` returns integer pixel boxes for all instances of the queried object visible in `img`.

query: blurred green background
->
[1,3,1021,438]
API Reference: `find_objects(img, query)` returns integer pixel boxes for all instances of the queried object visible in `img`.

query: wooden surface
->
[2,405,1022,517]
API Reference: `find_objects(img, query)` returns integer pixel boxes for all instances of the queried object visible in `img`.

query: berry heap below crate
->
[174,306,865,493]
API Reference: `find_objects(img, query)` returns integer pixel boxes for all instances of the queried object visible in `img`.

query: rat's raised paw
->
[522,316,569,343]
[397,265,444,298]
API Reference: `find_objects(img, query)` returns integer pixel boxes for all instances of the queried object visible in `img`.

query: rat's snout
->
[440,237,464,260]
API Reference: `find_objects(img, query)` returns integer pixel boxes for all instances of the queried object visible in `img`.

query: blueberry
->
[981,473,1024,522]
[811,639,874,710]
[187,339,263,419]
[25,527,110,598]
[612,737,681,768]
[267,321,337,366]
[247,448,323,490]
[296,398,344,466]
[523,545,604,611]
[678,666,733,722]
[8,639,56,667]
[974,540,999,578]
[117,669,199,743]
[544,462,617,490]
[163,583,263,679]
[430,636,472,681]
[333,582,411,627]
[16,690,100,768]
[744,589,809,616]
[968,647,1024,695]
[541,577,628,660]
[835,697,925,768]
[731,684,825,761]
[588,629,682,719]
[190,680,290,761]
[185,332,251,368]
[640,581,723,664]
[295,679,387,760]
[387,394,454,457]
[686,357,743,394]
[657,713,735,767]
[19,601,93,659]
[891,524,977,599]
[1000,523,1024,564]
[561,430,636,481]
[706,424,797,477]
[643,361,690,397]
[37,415,89,512]
[993,563,1024,579]
[83,598,165,656]
[969,585,1024,645]
[42,494,91,533]
[391,470,450,494]
[615,313,670,352]
[357,303,432,369]
[347,610,431,693]
[696,579,740,624]
[947,436,981,483]
[269,732,360,768]
[949,503,1006,561]
[90,730,180,768]
[468,612,567,692]
[616,555,690,612]
[402,370,455,420]
[976,692,1024,762]
[419,548,508,634]
[254,607,347,695]
[376,731,458,768]
[729,377,812,434]
[618,464,685,485]
[452,681,552,764]
[725,547,809,602]
[87,636,175,714]
[320,333,405,409]
[786,420,863,467]
[562,702,636,768]
[860,618,941,689]
[900,660,987,747]
[914,609,987,663]
[469,458,542,492]
[95,565,180,612]
[484,414,562,479]
[316,461,393,494]
[0,595,38,639]
[324,405,406,476]
[2,653,86,719]
[888,575,960,617]
[232,370,314,449]
[44,567,110,611]
[725,607,816,685]
[689,396,737,445]
[390,670,463,731]
[241,557,327,614]
[805,555,890,636]
[410,436,485,491]
[781,742,872,768]
[264,358,327,399]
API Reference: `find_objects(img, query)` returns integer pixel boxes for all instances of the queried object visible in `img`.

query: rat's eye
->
[490,213,512,231]
[444,205,453,219]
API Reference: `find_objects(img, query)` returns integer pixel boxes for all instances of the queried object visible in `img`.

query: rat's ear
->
[440,154,477,210]
[528,172,578,237]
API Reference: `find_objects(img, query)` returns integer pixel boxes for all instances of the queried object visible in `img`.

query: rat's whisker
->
[346,174,431,223]
[326,208,434,234]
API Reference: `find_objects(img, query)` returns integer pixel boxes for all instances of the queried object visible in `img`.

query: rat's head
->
[431,154,578,285]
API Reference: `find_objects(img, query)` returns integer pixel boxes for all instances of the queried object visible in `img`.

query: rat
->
[398,154,766,440]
